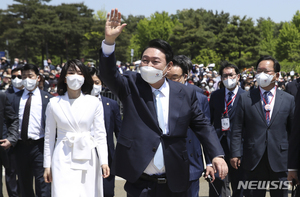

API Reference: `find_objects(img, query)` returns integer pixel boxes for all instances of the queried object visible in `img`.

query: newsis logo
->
[237,181,291,190]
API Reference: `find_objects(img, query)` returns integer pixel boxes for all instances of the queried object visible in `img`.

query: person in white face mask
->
[6,67,24,94]
[89,66,122,197]
[209,61,245,197]
[99,8,227,196]
[43,59,109,197]
[10,64,52,197]
[231,56,295,197]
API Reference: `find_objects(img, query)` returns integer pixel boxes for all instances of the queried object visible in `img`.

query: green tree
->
[192,49,221,69]
[275,22,300,62]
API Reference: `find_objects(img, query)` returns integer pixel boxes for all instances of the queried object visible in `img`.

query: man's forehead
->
[142,47,166,59]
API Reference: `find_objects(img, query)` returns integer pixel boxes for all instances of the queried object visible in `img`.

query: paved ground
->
[1,173,291,196]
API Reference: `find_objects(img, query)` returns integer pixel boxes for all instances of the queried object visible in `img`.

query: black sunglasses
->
[12,75,22,79]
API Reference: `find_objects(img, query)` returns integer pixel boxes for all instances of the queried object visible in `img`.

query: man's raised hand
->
[105,8,127,45]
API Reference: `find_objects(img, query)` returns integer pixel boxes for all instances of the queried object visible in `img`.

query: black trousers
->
[15,138,51,197]
[5,147,19,197]
[125,176,187,197]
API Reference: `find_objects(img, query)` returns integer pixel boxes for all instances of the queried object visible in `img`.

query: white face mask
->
[140,65,167,84]
[245,86,250,91]
[223,78,237,89]
[12,78,23,88]
[66,75,84,90]
[91,84,102,96]
[256,72,274,88]
[22,78,38,91]
[243,77,246,81]
[14,61,18,65]
[209,82,213,87]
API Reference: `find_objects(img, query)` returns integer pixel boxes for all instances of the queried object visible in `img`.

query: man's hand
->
[204,166,215,182]
[105,8,127,45]
[0,139,11,150]
[288,171,299,185]
[212,157,228,180]
[230,157,241,169]
[102,164,110,178]
[44,168,52,183]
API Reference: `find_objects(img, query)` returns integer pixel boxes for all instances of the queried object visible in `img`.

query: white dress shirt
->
[19,87,44,140]
[259,86,276,119]
[144,79,170,175]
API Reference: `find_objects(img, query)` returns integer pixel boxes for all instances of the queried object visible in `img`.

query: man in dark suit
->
[167,55,214,197]
[209,61,245,197]
[11,64,52,197]
[99,9,227,197]
[4,67,23,197]
[89,67,122,197]
[285,77,300,98]
[231,55,294,197]
[0,92,19,197]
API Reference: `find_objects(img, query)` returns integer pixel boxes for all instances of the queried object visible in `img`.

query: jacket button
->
[189,139,192,143]
[190,153,193,157]
[152,147,157,152]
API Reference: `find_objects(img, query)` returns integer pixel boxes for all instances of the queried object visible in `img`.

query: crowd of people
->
[0,8,300,197]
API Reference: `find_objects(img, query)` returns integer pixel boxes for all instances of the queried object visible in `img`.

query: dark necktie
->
[263,91,270,125]
[21,92,33,140]
[227,91,233,112]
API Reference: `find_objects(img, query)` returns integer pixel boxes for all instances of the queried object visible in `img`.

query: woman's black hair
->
[57,59,93,95]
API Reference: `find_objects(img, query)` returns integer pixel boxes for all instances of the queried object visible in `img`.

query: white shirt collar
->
[150,79,169,97]
[23,86,40,96]
[259,86,276,96]
[225,85,239,96]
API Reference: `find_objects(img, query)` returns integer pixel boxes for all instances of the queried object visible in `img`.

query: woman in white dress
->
[43,59,109,197]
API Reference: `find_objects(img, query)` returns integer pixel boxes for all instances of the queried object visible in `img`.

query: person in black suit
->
[4,67,23,197]
[11,64,52,197]
[230,55,294,197]
[0,91,19,197]
[89,67,122,197]
[99,9,227,197]
[166,55,215,197]
[209,61,245,197]
[285,77,300,98]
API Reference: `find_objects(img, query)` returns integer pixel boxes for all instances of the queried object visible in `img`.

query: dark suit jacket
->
[101,96,121,166]
[288,82,300,169]
[285,78,300,98]
[186,83,210,181]
[231,88,294,172]
[99,51,224,192]
[0,92,19,167]
[11,89,53,131]
[209,87,245,150]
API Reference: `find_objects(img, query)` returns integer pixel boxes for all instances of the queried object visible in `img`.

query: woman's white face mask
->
[66,74,84,90]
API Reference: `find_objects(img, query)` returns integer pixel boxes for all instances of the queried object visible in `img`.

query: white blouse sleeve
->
[43,101,57,168]
[93,100,108,166]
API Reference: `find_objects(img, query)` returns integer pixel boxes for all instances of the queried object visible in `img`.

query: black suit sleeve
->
[289,90,300,169]
[3,94,19,146]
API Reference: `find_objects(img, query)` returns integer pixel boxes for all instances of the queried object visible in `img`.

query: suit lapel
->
[251,88,268,125]
[101,96,110,131]
[228,88,243,118]
[168,80,185,135]
[135,75,161,133]
[14,90,24,112]
[58,93,80,132]
[269,89,283,126]
[219,88,226,114]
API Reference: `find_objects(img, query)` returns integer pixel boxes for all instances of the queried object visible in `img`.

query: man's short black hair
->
[88,67,103,84]
[22,64,39,75]
[256,55,280,72]
[219,61,240,77]
[172,55,191,75]
[141,39,173,63]
[12,67,23,74]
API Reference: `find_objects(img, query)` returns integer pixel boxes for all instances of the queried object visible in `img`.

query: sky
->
[0,0,299,23]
